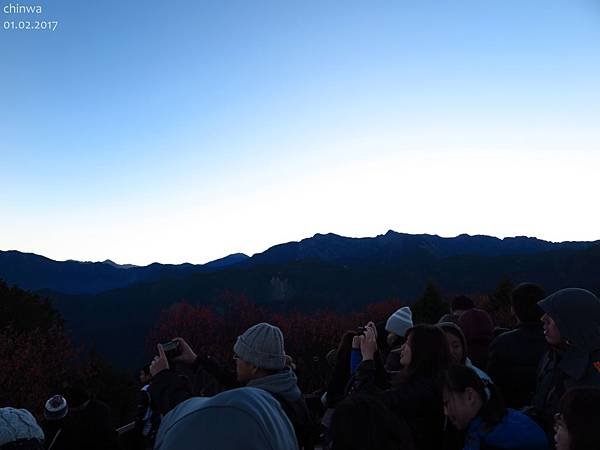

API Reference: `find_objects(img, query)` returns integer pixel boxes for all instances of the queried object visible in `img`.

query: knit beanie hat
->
[385,307,413,337]
[0,408,44,446]
[44,395,68,421]
[233,323,286,370]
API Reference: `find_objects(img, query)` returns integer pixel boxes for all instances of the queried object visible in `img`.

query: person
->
[321,330,386,449]
[438,295,475,324]
[41,395,71,450]
[443,365,548,450]
[351,323,451,450]
[323,332,358,406]
[134,365,160,450]
[61,382,119,450]
[154,387,298,450]
[150,322,314,450]
[438,322,491,383]
[554,387,600,450]
[329,394,414,450]
[382,307,413,371]
[457,308,494,369]
[533,288,600,428]
[0,407,45,450]
[487,282,547,408]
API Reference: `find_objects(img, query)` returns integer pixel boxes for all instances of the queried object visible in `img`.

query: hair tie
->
[482,378,492,400]
[484,386,491,400]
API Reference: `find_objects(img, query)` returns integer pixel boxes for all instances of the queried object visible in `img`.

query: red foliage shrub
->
[147,293,406,392]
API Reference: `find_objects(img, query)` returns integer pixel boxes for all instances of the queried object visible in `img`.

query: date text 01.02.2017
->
[3,20,59,31]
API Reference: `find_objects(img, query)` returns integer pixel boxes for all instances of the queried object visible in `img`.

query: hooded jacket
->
[0,408,44,450]
[533,288,600,418]
[151,363,314,449]
[247,369,314,450]
[154,387,298,450]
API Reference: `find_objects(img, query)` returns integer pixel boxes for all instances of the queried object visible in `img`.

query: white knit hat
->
[385,307,413,337]
[233,323,286,370]
[44,394,68,421]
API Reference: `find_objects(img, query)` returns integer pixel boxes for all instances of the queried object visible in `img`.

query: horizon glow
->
[1,0,599,265]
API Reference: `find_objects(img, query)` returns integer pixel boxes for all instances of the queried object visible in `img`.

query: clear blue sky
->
[1,0,599,265]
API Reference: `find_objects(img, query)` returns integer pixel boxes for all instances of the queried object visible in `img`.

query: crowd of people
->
[2,284,600,450]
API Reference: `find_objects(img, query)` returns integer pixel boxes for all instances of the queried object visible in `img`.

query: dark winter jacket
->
[351,360,445,450]
[464,409,548,450]
[247,369,315,450]
[154,387,298,450]
[487,323,547,408]
[51,399,119,450]
[533,288,600,423]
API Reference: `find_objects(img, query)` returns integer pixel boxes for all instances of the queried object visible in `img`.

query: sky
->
[1,0,599,265]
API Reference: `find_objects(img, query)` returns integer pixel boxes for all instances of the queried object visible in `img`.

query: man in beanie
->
[150,323,314,449]
[0,407,44,450]
[60,382,119,450]
[532,288,600,427]
[383,307,413,371]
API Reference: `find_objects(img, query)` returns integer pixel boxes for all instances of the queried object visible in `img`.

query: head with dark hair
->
[62,382,90,409]
[555,387,600,450]
[438,322,467,364]
[442,365,506,431]
[399,324,451,382]
[451,295,475,314]
[336,331,359,369]
[324,331,359,407]
[139,364,152,384]
[331,394,414,450]
[511,283,545,323]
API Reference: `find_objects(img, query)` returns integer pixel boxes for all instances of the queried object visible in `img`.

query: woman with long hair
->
[352,323,451,450]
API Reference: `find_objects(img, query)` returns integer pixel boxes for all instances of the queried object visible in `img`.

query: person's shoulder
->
[489,328,519,351]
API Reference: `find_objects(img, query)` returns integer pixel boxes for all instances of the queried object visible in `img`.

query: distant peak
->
[102,259,138,269]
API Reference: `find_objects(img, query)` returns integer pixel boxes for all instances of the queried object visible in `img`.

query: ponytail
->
[443,365,506,429]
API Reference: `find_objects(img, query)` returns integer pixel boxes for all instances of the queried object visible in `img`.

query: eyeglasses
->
[554,413,566,431]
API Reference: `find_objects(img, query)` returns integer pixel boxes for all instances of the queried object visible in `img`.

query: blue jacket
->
[464,409,548,450]
[154,387,299,450]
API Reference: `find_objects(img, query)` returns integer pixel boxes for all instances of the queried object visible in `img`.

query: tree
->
[0,279,75,417]
[486,278,517,328]
[412,281,449,324]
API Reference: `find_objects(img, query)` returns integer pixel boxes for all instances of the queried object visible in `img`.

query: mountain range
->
[2,231,599,368]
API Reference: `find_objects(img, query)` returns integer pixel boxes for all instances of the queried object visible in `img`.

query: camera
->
[161,340,180,360]
[356,326,367,335]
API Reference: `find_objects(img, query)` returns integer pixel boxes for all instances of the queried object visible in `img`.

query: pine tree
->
[412,281,449,324]
[486,278,516,327]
